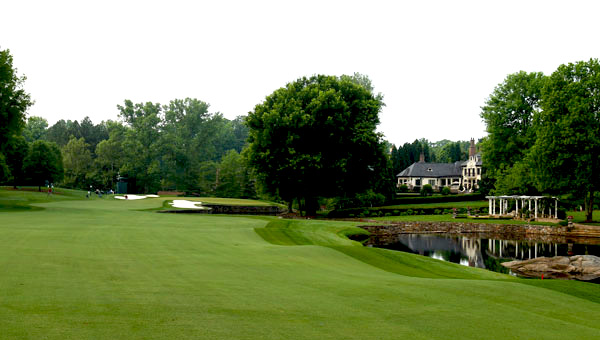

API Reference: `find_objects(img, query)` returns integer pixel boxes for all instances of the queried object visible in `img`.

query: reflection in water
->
[369,234,600,275]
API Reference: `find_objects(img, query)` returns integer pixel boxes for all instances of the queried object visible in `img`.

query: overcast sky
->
[2,0,599,146]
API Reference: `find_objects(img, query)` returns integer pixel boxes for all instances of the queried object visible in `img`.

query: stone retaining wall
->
[159,204,284,215]
[360,221,600,245]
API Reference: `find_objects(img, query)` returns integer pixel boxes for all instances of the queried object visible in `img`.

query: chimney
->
[419,152,425,163]
[469,138,476,158]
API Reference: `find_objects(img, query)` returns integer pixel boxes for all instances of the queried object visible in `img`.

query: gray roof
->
[397,161,463,178]
[461,153,482,166]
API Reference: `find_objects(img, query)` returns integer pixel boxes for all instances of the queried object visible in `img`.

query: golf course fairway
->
[1,188,599,339]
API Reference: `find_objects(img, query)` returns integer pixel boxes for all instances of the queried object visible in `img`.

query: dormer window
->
[427,168,432,172]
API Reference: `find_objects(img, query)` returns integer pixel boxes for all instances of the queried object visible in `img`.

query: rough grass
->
[1,188,599,339]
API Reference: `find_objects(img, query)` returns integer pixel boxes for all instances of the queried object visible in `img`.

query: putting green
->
[0,188,599,339]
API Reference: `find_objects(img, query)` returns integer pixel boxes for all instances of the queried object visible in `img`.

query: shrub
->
[355,190,386,207]
[393,210,400,215]
[434,209,442,215]
[441,187,451,195]
[398,184,409,193]
[420,184,433,196]
[406,209,414,215]
[385,212,391,217]
[558,220,568,226]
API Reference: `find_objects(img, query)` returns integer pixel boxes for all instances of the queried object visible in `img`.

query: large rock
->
[501,255,600,280]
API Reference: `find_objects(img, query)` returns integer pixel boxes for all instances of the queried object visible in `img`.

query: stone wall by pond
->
[159,204,284,215]
[360,221,600,245]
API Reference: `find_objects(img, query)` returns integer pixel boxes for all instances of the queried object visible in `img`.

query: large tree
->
[118,100,162,193]
[246,74,386,215]
[62,136,93,189]
[480,71,546,192]
[0,48,32,178]
[22,140,64,191]
[3,135,28,188]
[531,59,600,222]
[22,116,48,142]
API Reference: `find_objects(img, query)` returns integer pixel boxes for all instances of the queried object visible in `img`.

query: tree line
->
[3,101,253,197]
[388,139,471,176]
[1,48,254,197]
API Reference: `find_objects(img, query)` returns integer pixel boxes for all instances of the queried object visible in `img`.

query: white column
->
[493,199,496,216]
[516,199,519,217]
[528,199,531,212]
[489,198,492,216]
[534,199,538,219]
[555,199,558,219]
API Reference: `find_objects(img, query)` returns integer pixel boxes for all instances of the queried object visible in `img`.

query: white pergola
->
[485,195,558,220]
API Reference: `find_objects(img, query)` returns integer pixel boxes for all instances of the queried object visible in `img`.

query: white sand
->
[169,200,208,209]
[114,194,160,200]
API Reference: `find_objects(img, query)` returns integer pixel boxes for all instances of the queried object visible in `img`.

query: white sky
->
[2,0,599,146]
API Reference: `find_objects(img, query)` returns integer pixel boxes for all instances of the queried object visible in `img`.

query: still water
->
[367,233,600,275]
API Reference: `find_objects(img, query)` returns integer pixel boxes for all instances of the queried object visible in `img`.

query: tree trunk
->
[304,196,318,217]
[586,190,595,223]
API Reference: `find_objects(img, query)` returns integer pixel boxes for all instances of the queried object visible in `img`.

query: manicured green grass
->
[380,200,488,210]
[0,188,599,339]
[568,210,600,225]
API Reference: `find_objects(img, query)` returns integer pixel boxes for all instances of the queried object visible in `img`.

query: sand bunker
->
[114,194,159,200]
[169,200,209,209]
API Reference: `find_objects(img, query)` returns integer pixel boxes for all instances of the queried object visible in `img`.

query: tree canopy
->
[480,70,546,192]
[0,48,32,180]
[481,59,600,221]
[530,59,600,221]
[22,140,64,191]
[246,74,387,215]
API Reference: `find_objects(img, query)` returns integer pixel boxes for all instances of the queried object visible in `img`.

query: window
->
[428,179,436,185]
[477,168,481,175]
[415,179,421,186]
[441,179,446,186]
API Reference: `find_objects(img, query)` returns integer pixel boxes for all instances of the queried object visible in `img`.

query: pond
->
[365,233,600,276]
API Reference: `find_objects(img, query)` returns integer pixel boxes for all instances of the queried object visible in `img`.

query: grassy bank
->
[0,188,599,339]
